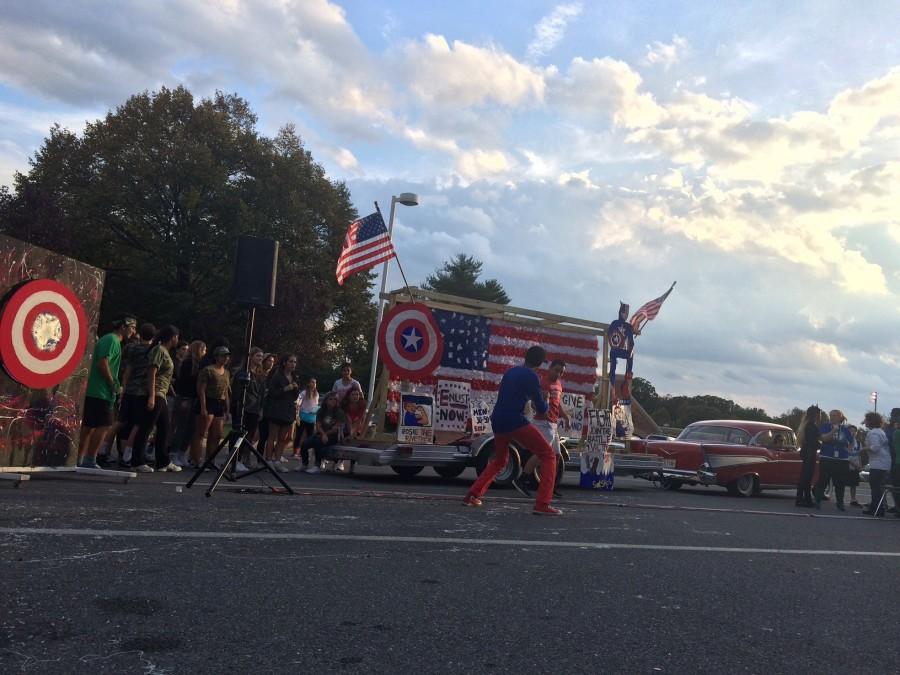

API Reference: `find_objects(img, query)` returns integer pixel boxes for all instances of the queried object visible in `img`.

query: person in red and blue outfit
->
[463,346,561,515]
[608,302,635,385]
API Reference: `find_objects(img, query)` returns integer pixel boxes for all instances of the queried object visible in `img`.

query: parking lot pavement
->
[2,468,899,674]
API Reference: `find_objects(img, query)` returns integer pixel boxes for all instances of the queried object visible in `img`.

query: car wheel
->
[661,477,683,491]
[433,465,466,479]
[474,441,521,487]
[732,474,757,497]
[391,465,424,478]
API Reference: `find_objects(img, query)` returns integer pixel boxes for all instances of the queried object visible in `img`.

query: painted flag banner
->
[336,211,396,285]
[629,281,676,333]
[411,309,600,397]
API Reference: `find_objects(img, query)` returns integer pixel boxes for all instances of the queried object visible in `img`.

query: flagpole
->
[366,196,418,407]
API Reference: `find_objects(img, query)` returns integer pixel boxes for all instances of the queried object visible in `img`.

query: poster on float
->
[559,392,585,439]
[398,393,434,444]
[435,380,470,433]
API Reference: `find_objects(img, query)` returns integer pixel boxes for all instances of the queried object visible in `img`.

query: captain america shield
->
[377,303,444,380]
[0,279,88,389]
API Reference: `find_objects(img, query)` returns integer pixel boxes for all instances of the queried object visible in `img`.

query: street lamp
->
[367,192,419,405]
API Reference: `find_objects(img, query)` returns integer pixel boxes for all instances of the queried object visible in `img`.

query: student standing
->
[795,405,820,508]
[293,378,319,458]
[189,346,232,467]
[463,346,561,515]
[814,409,853,511]
[131,325,180,473]
[862,412,892,516]
[77,317,136,468]
[263,354,299,471]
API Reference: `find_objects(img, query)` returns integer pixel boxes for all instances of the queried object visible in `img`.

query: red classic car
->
[630,420,806,497]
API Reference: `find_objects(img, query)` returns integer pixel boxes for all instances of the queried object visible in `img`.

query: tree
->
[631,376,658,407]
[422,253,510,304]
[0,87,376,385]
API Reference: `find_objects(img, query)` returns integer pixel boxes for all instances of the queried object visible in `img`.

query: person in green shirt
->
[77,317,136,468]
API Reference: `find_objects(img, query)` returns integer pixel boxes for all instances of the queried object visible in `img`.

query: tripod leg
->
[206,433,247,497]
[186,433,232,489]
[246,443,295,494]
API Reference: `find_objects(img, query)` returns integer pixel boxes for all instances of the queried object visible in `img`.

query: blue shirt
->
[608,319,634,353]
[490,366,547,434]
[819,423,853,460]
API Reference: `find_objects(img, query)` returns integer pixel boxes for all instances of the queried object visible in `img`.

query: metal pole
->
[366,196,398,406]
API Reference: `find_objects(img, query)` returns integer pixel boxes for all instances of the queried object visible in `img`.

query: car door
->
[772,432,803,486]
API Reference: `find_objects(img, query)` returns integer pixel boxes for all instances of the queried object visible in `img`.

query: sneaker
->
[850,501,862,507]
[235,462,249,472]
[462,494,483,507]
[134,464,155,473]
[159,463,182,473]
[511,475,533,498]
[335,461,346,472]
[304,466,321,474]
[78,458,99,469]
[278,456,289,463]
[173,455,187,468]
[533,505,563,516]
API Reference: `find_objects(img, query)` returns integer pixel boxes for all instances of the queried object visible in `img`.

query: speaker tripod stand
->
[185,306,294,497]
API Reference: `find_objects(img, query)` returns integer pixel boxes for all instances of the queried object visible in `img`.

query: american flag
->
[336,211,396,286]
[629,281,676,333]
[412,309,600,396]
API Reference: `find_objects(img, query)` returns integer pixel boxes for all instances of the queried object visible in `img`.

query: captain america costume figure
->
[608,302,634,385]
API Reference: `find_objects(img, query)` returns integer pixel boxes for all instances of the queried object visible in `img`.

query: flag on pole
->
[629,281,676,333]
[336,211,396,285]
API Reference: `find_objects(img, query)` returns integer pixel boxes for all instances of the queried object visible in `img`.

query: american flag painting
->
[411,309,600,397]
[336,211,396,286]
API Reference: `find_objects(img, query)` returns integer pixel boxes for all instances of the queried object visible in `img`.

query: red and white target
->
[0,279,88,389]
[377,303,444,380]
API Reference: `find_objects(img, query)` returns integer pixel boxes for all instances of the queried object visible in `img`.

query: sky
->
[3,0,900,423]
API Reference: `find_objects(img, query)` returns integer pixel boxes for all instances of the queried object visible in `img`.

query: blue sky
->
[3,0,900,423]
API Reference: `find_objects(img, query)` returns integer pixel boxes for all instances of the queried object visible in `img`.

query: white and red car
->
[630,419,807,497]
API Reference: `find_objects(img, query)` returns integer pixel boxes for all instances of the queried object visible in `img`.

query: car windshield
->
[677,425,750,444]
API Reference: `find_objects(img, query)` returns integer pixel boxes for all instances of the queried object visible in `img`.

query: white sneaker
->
[160,463,182,473]
[304,466,321,474]
[278,456,289,463]
[335,461,346,472]
[235,462,249,472]
[134,465,154,473]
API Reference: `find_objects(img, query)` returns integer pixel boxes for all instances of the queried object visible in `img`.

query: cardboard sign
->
[613,400,634,440]
[585,408,612,453]
[435,380,470,433]
[398,393,434,444]
[559,392,585,439]
[469,392,496,435]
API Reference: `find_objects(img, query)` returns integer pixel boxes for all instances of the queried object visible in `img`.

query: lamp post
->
[870,391,878,412]
[366,192,419,406]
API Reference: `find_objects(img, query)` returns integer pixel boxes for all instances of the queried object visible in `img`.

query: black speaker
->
[233,235,279,308]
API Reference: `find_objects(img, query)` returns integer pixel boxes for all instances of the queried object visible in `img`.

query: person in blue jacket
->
[814,409,853,511]
[463,345,561,515]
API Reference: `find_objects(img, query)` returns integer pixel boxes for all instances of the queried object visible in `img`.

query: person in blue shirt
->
[463,346,562,515]
[814,409,853,511]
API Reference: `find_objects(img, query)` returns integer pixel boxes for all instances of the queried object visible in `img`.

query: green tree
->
[422,253,510,304]
[0,86,376,384]
[631,376,658,407]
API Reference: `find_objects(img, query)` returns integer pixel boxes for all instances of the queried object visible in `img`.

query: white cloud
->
[526,3,583,62]
[398,34,546,108]
[455,148,511,181]
[642,35,689,70]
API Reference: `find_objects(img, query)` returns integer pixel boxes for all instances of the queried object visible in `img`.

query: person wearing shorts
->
[77,317,136,468]
[463,346,562,515]
[512,359,570,499]
[189,347,232,467]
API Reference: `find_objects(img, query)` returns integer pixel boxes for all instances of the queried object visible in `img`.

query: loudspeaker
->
[233,235,279,308]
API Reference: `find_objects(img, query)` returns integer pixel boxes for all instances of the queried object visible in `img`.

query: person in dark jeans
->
[131,326,181,472]
[795,405,821,507]
[299,393,345,473]
[170,340,206,466]
[862,412,892,516]
[814,409,853,511]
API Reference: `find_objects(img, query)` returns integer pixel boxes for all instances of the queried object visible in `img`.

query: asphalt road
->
[2,464,899,674]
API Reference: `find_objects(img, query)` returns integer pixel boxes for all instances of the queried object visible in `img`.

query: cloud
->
[642,35,689,70]
[526,2,583,62]
[398,34,547,108]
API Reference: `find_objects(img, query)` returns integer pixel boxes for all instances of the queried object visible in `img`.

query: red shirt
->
[542,374,563,424]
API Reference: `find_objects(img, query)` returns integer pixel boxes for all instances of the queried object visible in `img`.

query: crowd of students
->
[75,317,365,475]
[795,406,900,516]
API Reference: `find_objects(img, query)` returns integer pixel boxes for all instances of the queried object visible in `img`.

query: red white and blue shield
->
[0,279,88,389]
[377,303,444,380]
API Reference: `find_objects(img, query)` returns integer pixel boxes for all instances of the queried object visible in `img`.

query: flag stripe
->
[490,322,598,350]
[487,339,598,367]
[336,211,395,285]
[336,241,395,276]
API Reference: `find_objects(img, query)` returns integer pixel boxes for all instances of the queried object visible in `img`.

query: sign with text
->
[586,408,612,454]
[470,392,496,436]
[398,393,434,444]
[435,379,471,433]
[559,392,585,438]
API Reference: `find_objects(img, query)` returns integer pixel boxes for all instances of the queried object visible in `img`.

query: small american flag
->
[336,211,396,285]
[629,282,676,333]
[414,309,599,396]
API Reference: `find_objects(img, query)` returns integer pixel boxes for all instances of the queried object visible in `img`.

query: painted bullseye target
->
[0,279,88,388]
[377,303,444,380]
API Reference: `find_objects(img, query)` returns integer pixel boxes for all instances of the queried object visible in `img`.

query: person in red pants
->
[463,345,562,515]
